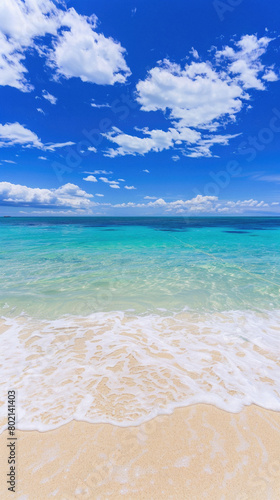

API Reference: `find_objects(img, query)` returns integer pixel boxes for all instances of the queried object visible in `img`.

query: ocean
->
[0,217,280,431]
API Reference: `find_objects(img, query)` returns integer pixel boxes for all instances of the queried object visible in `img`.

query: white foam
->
[0,309,279,433]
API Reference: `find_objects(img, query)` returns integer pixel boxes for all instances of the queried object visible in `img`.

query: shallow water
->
[0,217,280,431]
[1,216,280,317]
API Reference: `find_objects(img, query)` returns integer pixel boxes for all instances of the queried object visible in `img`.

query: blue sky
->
[0,0,280,216]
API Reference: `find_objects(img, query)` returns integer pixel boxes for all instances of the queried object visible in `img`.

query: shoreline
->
[1,404,279,499]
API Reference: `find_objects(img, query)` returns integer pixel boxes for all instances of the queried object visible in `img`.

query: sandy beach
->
[1,0,280,497]
[1,404,279,499]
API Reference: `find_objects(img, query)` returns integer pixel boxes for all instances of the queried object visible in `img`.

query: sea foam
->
[0,309,279,433]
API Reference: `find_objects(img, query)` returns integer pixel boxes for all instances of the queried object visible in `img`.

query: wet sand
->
[0,404,280,499]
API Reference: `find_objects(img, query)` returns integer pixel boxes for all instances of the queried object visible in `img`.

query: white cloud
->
[118,178,125,182]
[104,125,239,159]
[2,159,16,164]
[124,185,136,190]
[103,35,277,159]
[0,0,130,92]
[0,32,33,91]
[172,155,180,161]
[95,193,104,197]
[49,8,131,85]
[143,169,150,173]
[104,125,201,157]
[0,122,43,148]
[99,176,120,188]
[112,195,275,214]
[184,133,239,158]
[190,47,199,59]
[223,199,269,210]
[262,69,278,82]
[0,0,60,44]
[215,35,277,90]
[0,0,61,91]
[136,58,246,129]
[42,90,57,104]
[0,181,95,208]
[83,175,98,182]
[37,108,45,114]
[0,0,62,92]
[85,169,112,174]
[101,34,277,159]
[88,146,97,153]
[38,156,47,160]
[91,100,111,108]
[20,209,90,215]
[0,122,77,152]
[44,141,75,151]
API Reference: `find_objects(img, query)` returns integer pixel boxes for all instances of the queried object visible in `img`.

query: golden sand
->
[0,404,280,499]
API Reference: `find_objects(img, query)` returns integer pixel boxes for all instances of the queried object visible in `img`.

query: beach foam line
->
[0,309,280,433]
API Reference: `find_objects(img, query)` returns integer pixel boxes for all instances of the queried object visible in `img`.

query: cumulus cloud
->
[137,35,276,128]
[124,185,136,190]
[0,0,130,92]
[262,69,278,82]
[0,122,43,148]
[0,182,95,208]
[0,122,77,151]
[136,59,244,130]
[215,35,277,90]
[0,32,32,91]
[104,34,277,159]
[99,176,120,188]
[0,0,60,91]
[83,175,98,182]
[49,8,131,85]
[103,125,201,157]
[0,0,61,92]
[104,125,238,158]
[112,195,274,214]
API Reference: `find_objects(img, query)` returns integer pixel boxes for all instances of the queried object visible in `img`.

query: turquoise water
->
[0,217,280,319]
[1,217,280,431]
